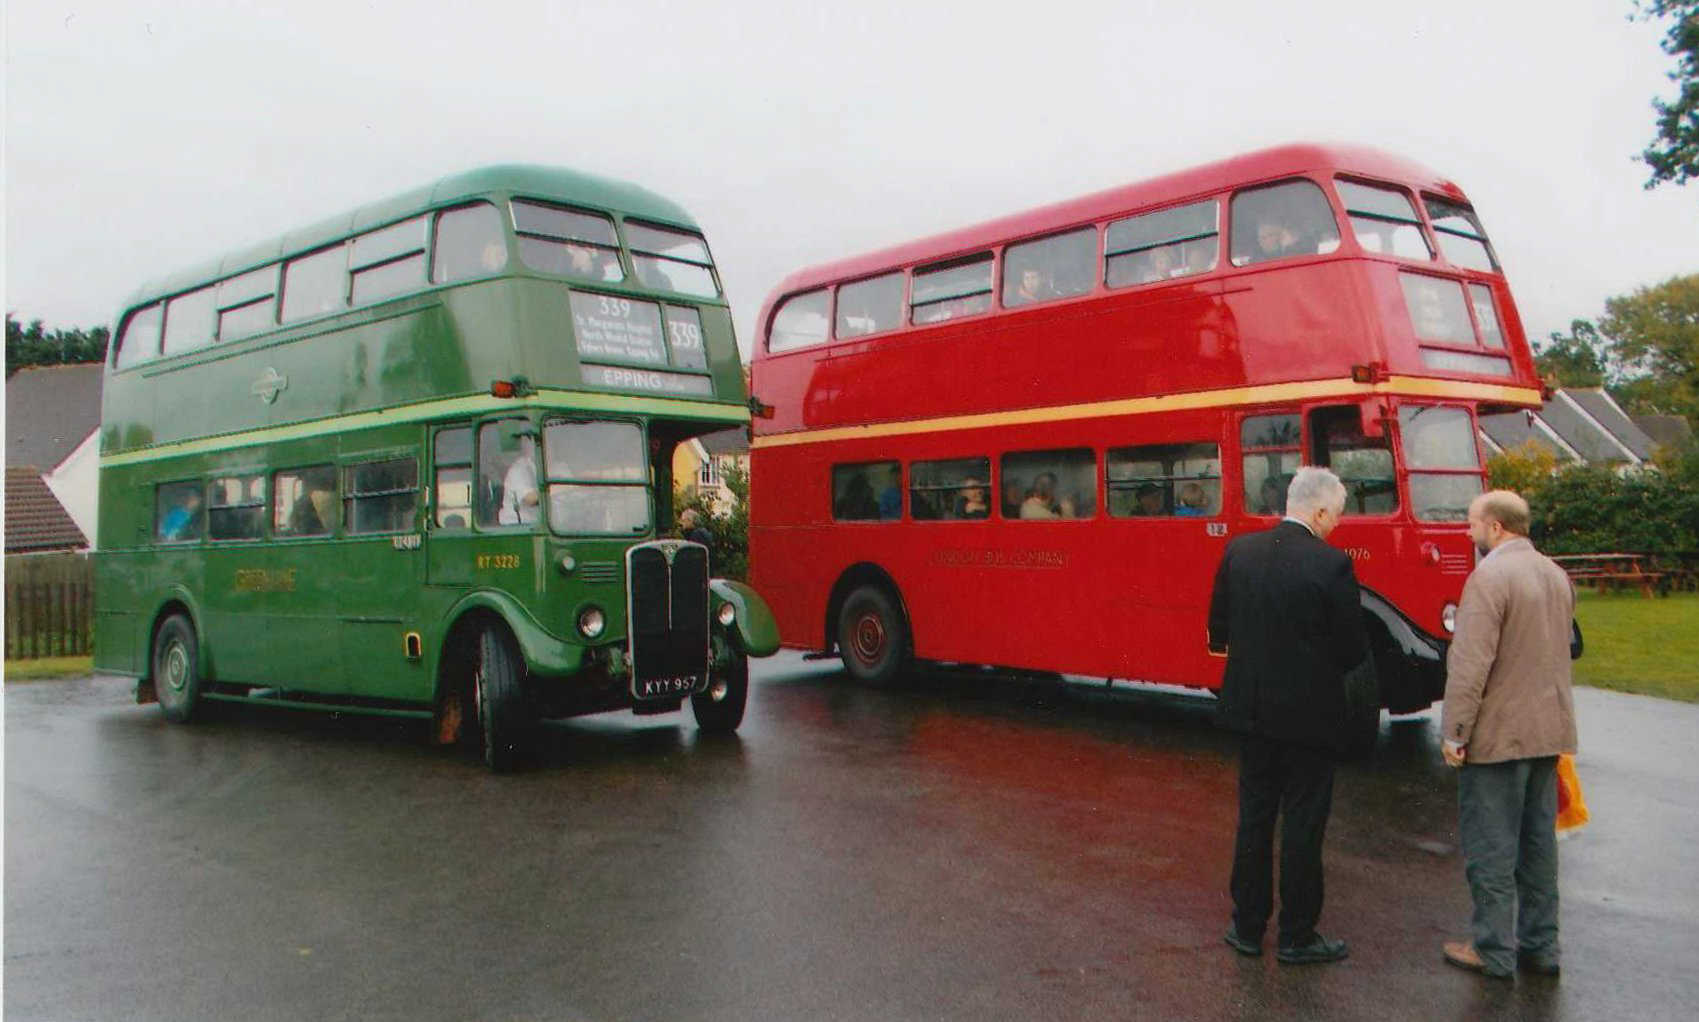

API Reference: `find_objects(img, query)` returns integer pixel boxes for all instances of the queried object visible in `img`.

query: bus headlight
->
[717,602,737,627]
[577,606,606,639]
[1441,602,1458,634]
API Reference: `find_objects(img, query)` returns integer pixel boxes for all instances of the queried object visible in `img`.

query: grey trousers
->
[1458,756,1561,974]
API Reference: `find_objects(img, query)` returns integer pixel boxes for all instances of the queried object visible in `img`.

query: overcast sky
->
[4,0,1694,361]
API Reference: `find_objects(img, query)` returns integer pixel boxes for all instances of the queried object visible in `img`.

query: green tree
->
[1598,273,1699,426]
[673,458,750,582]
[1636,0,1699,188]
[1533,319,1607,386]
[6,314,110,375]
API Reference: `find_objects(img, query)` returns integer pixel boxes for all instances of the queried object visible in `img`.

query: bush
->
[1490,440,1699,557]
[674,460,750,582]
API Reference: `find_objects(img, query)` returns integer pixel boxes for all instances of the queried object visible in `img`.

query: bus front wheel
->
[153,614,203,723]
[838,585,910,687]
[692,651,749,734]
[475,625,531,772]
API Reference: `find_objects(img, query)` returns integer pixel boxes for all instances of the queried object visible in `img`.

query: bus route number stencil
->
[570,292,666,366]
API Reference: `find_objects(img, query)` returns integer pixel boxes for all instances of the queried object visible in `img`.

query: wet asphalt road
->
[6,654,1697,1022]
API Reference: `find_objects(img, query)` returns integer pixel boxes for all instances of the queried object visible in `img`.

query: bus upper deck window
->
[625,221,719,299]
[513,201,624,283]
[1229,180,1341,267]
[769,289,829,353]
[1105,199,1219,289]
[1423,197,1498,272]
[1336,180,1432,261]
[912,254,993,324]
[1002,227,1096,308]
[835,272,905,339]
[432,203,507,285]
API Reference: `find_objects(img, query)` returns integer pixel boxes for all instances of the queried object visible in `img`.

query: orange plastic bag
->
[1556,753,1589,834]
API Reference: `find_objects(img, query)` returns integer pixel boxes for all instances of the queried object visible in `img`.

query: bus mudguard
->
[710,579,780,657]
[443,589,586,679]
[1358,586,1447,714]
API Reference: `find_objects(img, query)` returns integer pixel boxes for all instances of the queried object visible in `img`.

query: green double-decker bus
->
[94,165,779,769]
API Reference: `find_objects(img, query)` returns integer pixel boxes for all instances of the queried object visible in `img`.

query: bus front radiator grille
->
[626,542,710,699]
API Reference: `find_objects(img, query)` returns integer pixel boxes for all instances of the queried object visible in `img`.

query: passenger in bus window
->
[955,477,990,519]
[1256,476,1286,515]
[1141,245,1183,283]
[1134,483,1165,516]
[1010,267,1055,306]
[566,242,619,282]
[876,466,902,521]
[1176,482,1210,516]
[498,436,540,525]
[161,490,203,541]
[1020,473,1062,519]
[1186,239,1218,275]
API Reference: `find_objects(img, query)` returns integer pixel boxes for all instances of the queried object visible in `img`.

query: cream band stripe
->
[749,376,1539,450]
[100,388,751,467]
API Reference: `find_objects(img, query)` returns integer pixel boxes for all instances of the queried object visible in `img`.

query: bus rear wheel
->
[475,625,531,772]
[153,613,203,724]
[838,585,909,687]
[692,651,748,734]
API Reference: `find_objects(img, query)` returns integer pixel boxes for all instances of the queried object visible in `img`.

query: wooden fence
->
[5,552,94,659]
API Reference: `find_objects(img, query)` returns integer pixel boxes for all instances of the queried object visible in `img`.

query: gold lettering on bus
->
[929,548,1069,570]
[233,568,297,593]
[476,554,521,570]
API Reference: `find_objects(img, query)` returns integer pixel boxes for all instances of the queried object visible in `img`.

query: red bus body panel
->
[749,144,1540,703]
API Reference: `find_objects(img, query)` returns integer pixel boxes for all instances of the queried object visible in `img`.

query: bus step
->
[801,650,837,661]
[202,690,433,721]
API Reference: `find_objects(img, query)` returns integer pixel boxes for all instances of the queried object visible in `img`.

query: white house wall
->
[43,431,99,550]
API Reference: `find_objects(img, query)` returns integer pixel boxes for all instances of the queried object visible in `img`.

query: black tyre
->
[837,584,910,687]
[475,625,531,772]
[692,650,749,734]
[153,613,203,723]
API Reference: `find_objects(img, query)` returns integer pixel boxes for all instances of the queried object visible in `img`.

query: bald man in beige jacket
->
[1439,490,1577,980]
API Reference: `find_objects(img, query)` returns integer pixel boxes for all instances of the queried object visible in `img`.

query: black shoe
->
[1277,934,1349,964]
[1224,929,1263,957]
[1517,952,1560,976]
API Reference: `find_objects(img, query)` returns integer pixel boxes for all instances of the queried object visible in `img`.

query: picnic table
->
[1550,553,1667,598]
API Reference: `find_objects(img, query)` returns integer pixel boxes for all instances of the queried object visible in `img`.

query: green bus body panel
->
[710,579,781,657]
[94,164,776,720]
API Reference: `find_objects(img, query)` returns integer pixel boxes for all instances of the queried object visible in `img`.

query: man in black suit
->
[1207,466,1370,964]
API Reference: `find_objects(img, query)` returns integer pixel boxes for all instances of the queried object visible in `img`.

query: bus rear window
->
[1424,197,1497,272]
[626,222,718,298]
[1229,180,1340,266]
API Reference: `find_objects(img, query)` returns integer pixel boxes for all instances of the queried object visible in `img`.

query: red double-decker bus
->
[747,144,1541,738]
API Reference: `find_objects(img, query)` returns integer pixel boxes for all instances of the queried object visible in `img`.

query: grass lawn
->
[1572,590,1699,702]
[3,655,94,682]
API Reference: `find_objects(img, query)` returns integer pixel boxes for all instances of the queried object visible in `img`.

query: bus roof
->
[765,143,1468,301]
[123,164,703,312]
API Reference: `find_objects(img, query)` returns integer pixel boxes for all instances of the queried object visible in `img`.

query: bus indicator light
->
[490,379,517,398]
[1351,363,1378,384]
